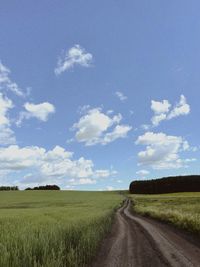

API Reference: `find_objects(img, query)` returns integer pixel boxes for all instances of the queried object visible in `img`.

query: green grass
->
[129,192,200,235]
[0,190,123,267]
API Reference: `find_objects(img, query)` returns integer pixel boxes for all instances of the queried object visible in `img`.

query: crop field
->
[129,192,200,235]
[0,191,123,267]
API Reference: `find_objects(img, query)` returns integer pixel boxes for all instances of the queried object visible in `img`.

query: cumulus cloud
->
[17,102,55,125]
[94,169,117,178]
[0,93,16,145]
[0,145,114,187]
[115,91,127,102]
[78,105,91,115]
[151,113,167,127]
[73,108,132,145]
[69,178,96,186]
[168,95,190,119]
[150,95,190,127]
[151,100,171,114]
[55,44,93,75]
[0,127,16,146]
[136,170,150,177]
[102,125,132,144]
[0,61,25,97]
[136,132,192,169]
[0,93,13,125]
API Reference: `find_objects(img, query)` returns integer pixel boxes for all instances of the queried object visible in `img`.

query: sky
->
[0,0,200,190]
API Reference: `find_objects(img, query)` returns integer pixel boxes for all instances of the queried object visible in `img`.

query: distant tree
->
[25,185,60,190]
[129,175,200,194]
[0,186,19,191]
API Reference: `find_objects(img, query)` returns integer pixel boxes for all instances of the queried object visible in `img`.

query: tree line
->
[129,175,200,194]
[0,186,19,191]
[0,185,60,191]
[25,185,60,190]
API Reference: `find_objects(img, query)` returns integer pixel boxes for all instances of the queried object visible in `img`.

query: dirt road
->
[92,199,200,267]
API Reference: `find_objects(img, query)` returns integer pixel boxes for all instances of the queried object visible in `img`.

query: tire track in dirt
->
[92,199,200,267]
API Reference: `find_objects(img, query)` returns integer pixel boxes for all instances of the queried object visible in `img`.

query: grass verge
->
[129,192,200,235]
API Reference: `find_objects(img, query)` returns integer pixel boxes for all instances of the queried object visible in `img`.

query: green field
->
[129,192,200,235]
[0,191,123,267]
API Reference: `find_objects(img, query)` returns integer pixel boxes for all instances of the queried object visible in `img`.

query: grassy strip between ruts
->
[129,192,200,235]
[0,191,123,267]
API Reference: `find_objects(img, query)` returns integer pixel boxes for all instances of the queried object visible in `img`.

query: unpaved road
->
[92,199,200,267]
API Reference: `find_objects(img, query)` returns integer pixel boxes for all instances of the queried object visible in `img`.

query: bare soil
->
[91,199,200,267]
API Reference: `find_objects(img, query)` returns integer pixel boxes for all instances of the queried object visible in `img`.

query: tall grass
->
[129,192,200,235]
[0,191,123,267]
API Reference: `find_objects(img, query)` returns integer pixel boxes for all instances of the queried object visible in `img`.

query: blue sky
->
[0,0,199,190]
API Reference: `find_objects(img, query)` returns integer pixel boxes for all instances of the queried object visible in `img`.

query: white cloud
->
[0,61,25,97]
[184,158,196,163]
[0,93,13,125]
[69,178,96,185]
[136,170,150,177]
[17,102,55,125]
[74,108,116,144]
[151,113,167,126]
[102,125,132,144]
[94,170,111,178]
[67,168,117,185]
[168,95,190,119]
[0,93,16,145]
[0,126,16,146]
[0,145,45,170]
[150,95,190,127]
[151,99,171,126]
[0,145,113,187]
[24,102,55,121]
[78,105,91,115]
[115,91,127,102]
[95,169,117,178]
[55,44,93,75]
[136,132,192,169]
[73,108,132,145]
[151,100,171,114]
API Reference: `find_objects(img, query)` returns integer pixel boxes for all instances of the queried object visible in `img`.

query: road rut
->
[92,199,200,267]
